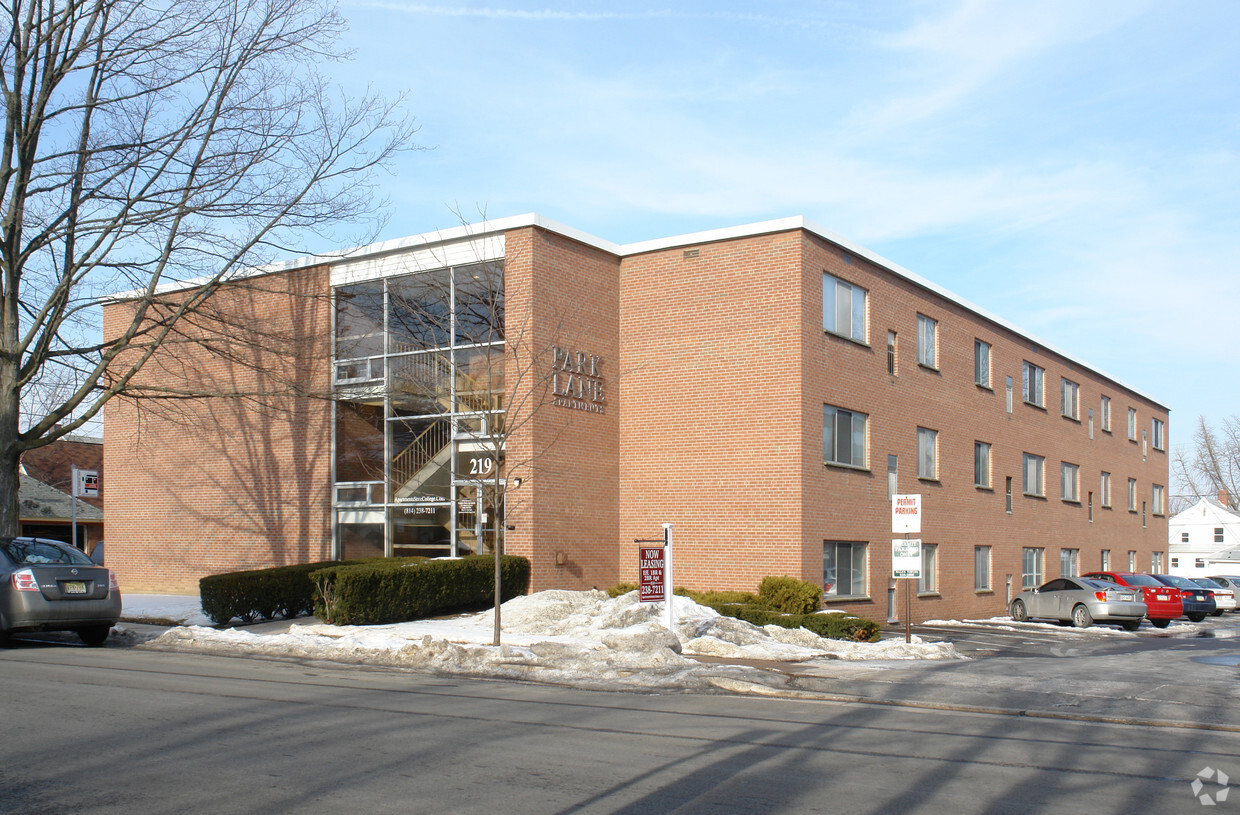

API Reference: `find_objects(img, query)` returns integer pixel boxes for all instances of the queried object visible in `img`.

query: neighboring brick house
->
[18,436,105,550]
[102,214,1170,624]
[1168,493,1240,577]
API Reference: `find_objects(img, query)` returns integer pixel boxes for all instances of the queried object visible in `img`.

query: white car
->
[1205,576,1240,612]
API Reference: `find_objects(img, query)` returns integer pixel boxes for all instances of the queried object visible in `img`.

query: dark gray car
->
[1009,577,1147,630]
[1,537,122,645]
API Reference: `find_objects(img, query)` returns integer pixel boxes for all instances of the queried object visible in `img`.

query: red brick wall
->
[102,266,333,593]
[504,227,621,590]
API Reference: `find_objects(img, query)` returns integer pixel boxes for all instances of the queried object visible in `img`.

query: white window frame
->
[1100,471,1111,508]
[974,546,991,591]
[823,273,867,342]
[1152,418,1165,451]
[1022,361,1044,407]
[1060,462,1079,502]
[823,404,868,468]
[917,427,938,480]
[1128,478,1137,511]
[1060,378,1079,420]
[1100,395,1111,432]
[974,340,991,388]
[1060,548,1079,578]
[1152,483,1165,516]
[974,441,991,488]
[1022,547,1045,590]
[823,540,868,598]
[916,314,937,368]
[918,544,937,593]
[1101,549,1111,571]
[1128,407,1137,441]
[1023,453,1045,497]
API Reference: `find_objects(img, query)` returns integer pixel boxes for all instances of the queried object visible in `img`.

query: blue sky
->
[326,0,1240,466]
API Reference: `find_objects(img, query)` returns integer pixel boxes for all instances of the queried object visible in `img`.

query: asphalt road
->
[2,636,1236,814]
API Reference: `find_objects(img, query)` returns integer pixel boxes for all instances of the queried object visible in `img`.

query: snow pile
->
[121,593,212,626]
[923,616,1199,636]
[136,589,964,692]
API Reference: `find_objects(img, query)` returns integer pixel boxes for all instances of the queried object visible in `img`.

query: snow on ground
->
[922,616,1199,636]
[121,593,212,626]
[122,590,965,693]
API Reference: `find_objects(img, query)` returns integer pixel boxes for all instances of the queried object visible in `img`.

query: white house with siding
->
[1168,493,1240,576]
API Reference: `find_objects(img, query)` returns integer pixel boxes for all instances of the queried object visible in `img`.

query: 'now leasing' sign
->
[639,547,665,603]
[892,494,921,534]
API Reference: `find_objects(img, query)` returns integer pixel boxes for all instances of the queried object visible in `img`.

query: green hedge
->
[199,558,388,625]
[757,576,823,615]
[312,555,531,625]
[697,600,881,643]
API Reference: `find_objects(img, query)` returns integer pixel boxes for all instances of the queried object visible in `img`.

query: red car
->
[1081,572,1182,628]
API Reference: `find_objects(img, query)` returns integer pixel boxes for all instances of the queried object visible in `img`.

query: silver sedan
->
[1009,577,1148,630]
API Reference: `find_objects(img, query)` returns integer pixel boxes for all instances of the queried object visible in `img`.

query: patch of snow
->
[121,594,211,626]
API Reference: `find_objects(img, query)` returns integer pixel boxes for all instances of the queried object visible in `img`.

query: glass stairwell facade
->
[332,261,505,559]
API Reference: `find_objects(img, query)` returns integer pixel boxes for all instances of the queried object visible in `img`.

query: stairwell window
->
[917,314,937,368]
[823,273,867,342]
[824,404,868,468]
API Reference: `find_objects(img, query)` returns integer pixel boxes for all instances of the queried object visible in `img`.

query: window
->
[1152,484,1165,516]
[974,546,991,591]
[1152,418,1165,451]
[1022,547,1045,589]
[974,340,991,388]
[1060,462,1079,502]
[1061,379,1079,420]
[1180,532,1188,543]
[1101,549,1111,571]
[823,541,867,597]
[1023,453,1045,496]
[1060,548,1079,578]
[1195,558,1205,569]
[1128,408,1137,441]
[1088,408,1094,439]
[974,442,991,488]
[1022,362,1044,407]
[918,544,937,593]
[1088,491,1093,522]
[887,455,898,500]
[1216,527,1225,544]
[1005,477,1013,513]
[1128,478,1137,511]
[887,331,896,374]
[1127,551,1137,571]
[1172,557,1180,568]
[823,404,868,467]
[917,427,938,480]
[1005,376,1014,413]
[1100,396,1111,431]
[823,273,866,342]
[1100,472,1111,508]
[916,314,937,368]
[1152,552,1165,572]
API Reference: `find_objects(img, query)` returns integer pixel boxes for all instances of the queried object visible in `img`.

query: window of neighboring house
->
[1152,552,1165,572]
[1060,548,1079,578]
[916,314,937,368]
[887,331,896,375]
[1128,408,1137,441]
[1101,549,1111,570]
[823,541,867,597]
[1128,550,1137,571]
[1101,472,1111,508]
[1128,478,1137,511]
[1100,395,1111,432]
[1061,379,1079,420]
[917,427,938,480]
[974,340,991,388]
[1023,453,1045,496]
[974,442,991,488]
[1022,362,1044,407]
[1152,484,1165,516]
[1022,547,1045,589]
[1172,557,1180,568]
[1061,462,1079,502]
[918,544,937,593]
[1152,418,1165,451]
[1181,532,1189,543]
[974,546,991,591]
[823,273,867,342]
[1216,527,1225,544]
[1195,558,1206,569]
[823,404,868,468]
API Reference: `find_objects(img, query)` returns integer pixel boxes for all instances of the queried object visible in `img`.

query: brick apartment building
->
[103,215,1170,623]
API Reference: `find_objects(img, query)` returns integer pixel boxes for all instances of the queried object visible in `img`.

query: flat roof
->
[112,213,1168,410]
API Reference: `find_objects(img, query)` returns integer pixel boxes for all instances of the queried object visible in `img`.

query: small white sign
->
[74,469,99,497]
[892,538,922,579]
[892,493,921,534]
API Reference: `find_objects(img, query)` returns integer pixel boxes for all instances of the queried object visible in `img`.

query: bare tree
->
[0,0,416,537]
[1173,415,1240,512]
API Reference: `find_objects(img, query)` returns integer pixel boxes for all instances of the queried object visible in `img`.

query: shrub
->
[607,582,638,598]
[757,575,823,615]
[199,558,385,625]
[313,555,531,625]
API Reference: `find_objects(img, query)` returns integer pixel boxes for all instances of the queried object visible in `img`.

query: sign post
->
[891,494,923,644]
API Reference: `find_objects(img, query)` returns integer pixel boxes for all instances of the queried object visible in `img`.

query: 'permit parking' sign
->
[891,494,921,534]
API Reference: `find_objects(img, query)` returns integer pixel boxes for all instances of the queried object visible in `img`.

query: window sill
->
[974,589,994,595]
[975,383,994,392]
[824,461,871,474]
[1023,492,1047,499]
[918,477,941,484]
[823,330,870,349]
[975,485,994,492]
[918,362,940,374]
[1062,499,1081,506]
[1023,401,1047,411]
[916,591,940,599]
[1062,414,1081,423]
[823,595,871,604]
